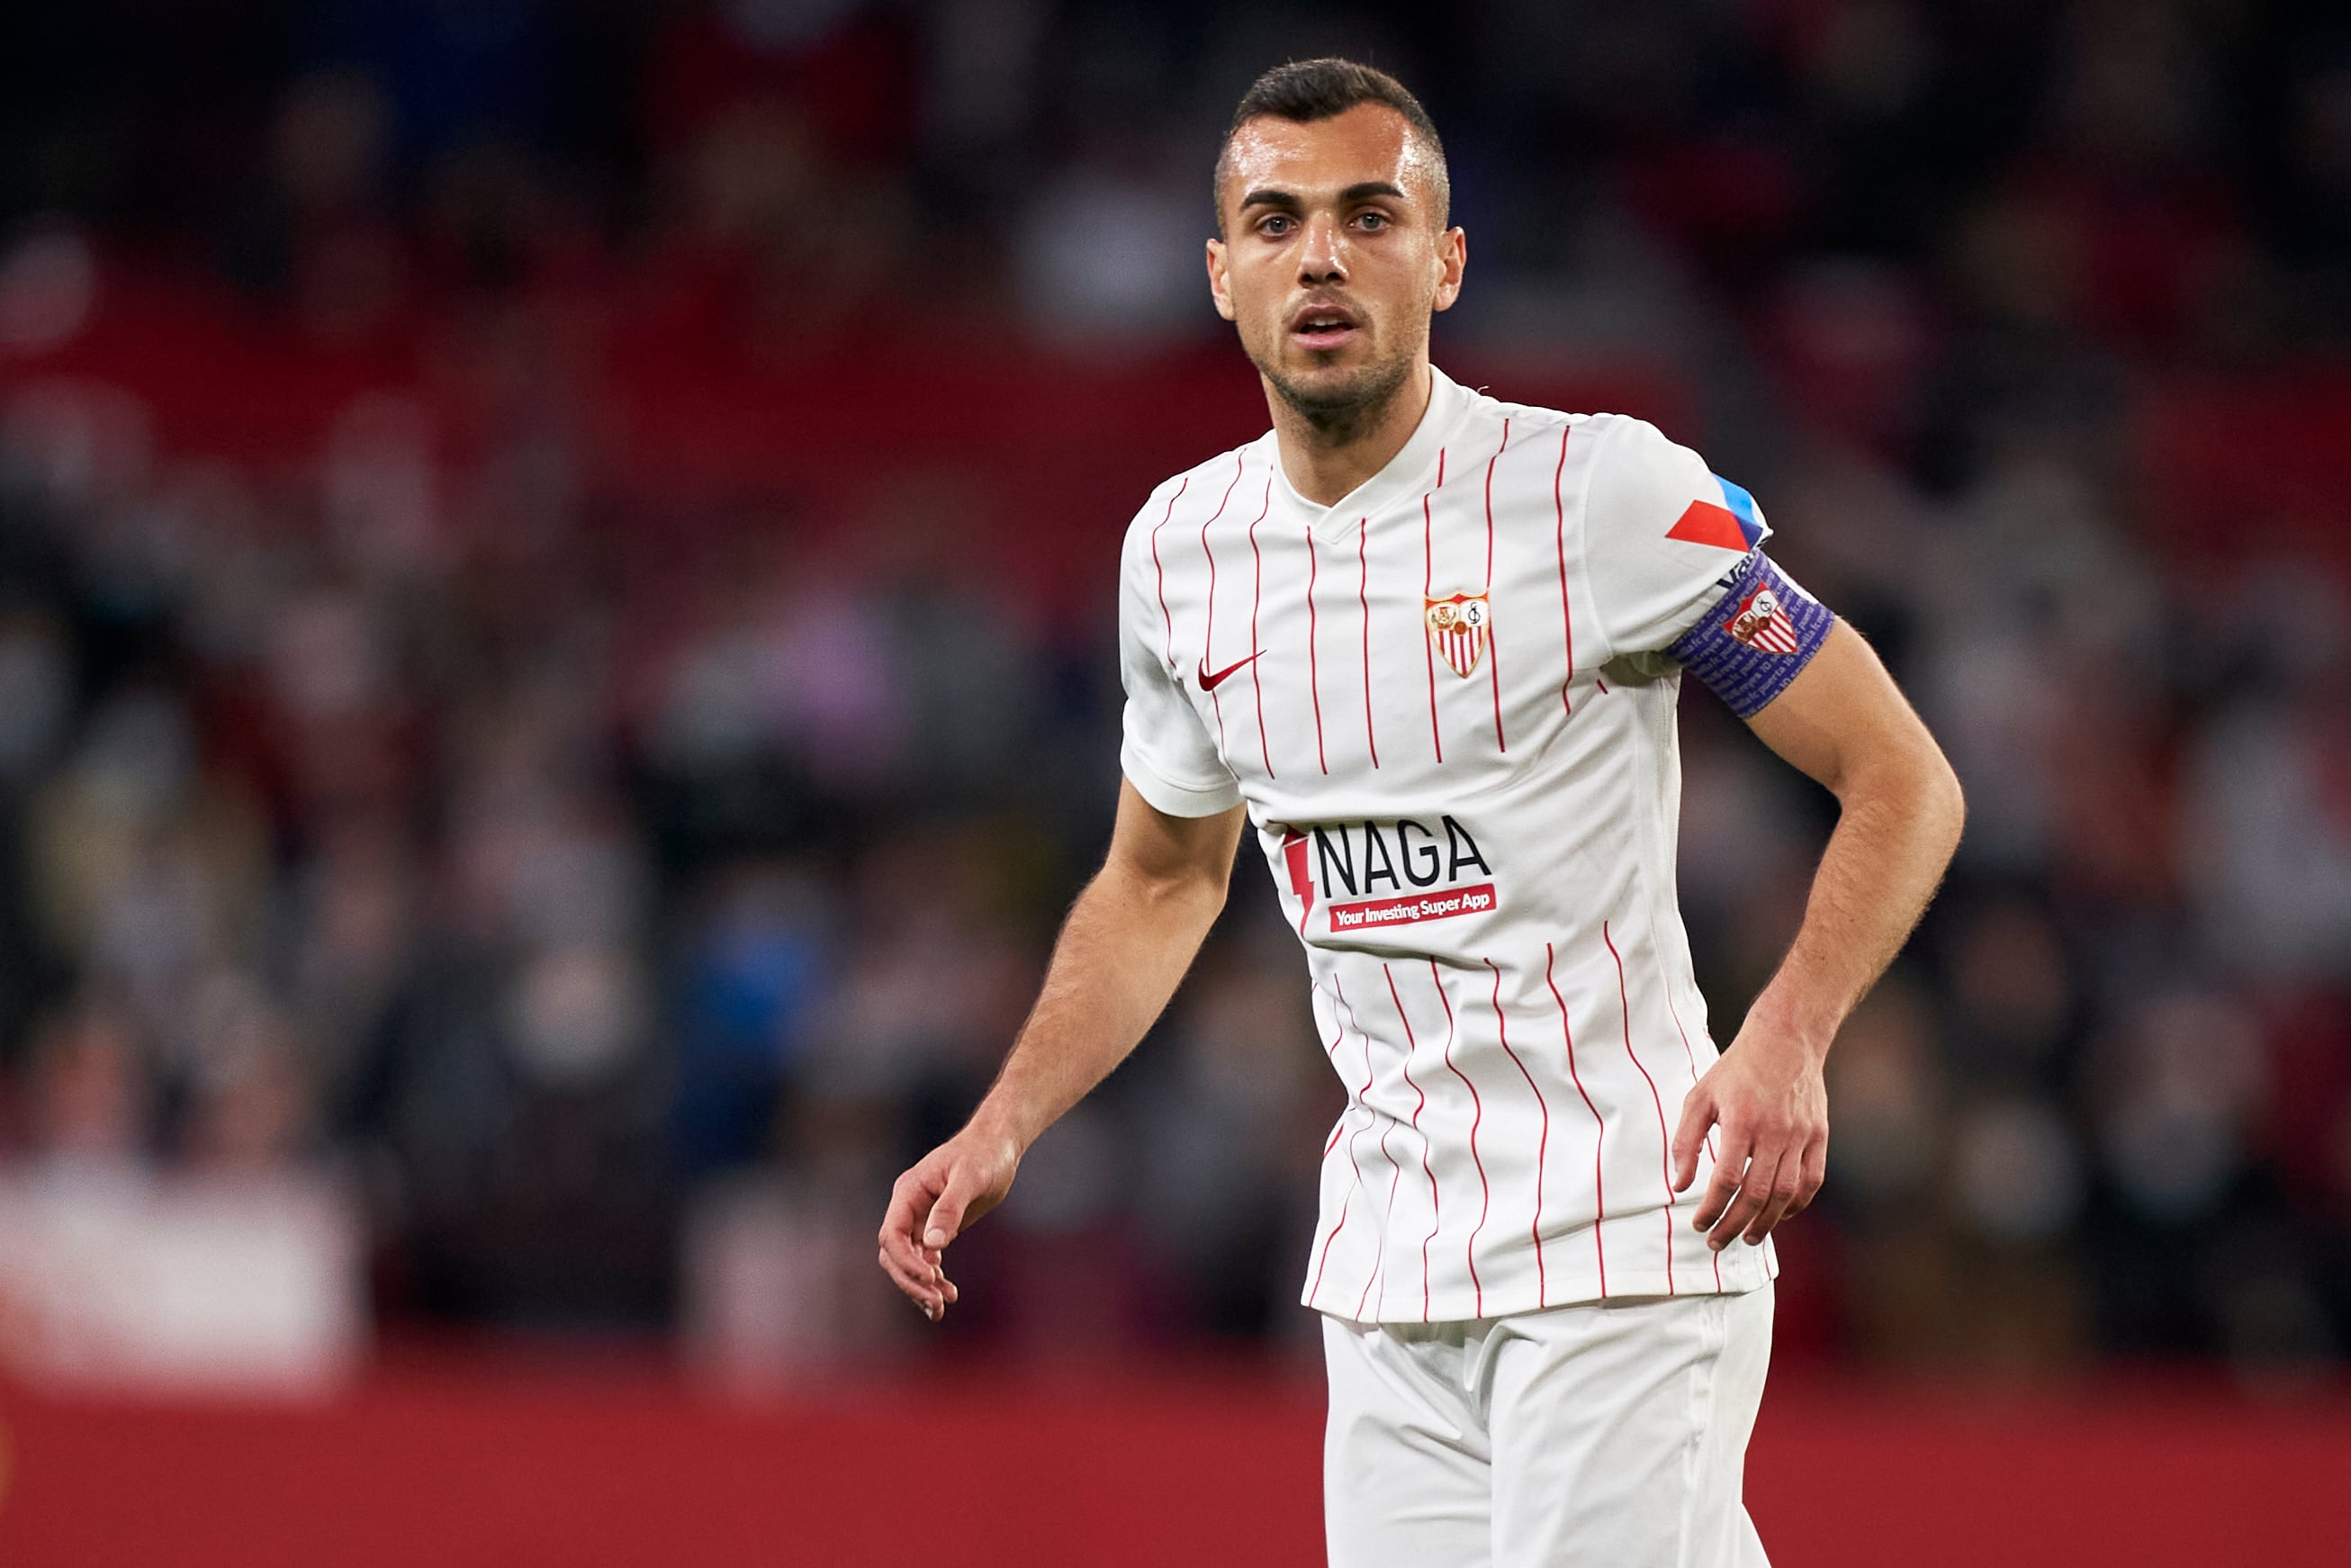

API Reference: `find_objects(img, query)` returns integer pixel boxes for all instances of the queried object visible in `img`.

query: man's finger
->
[878,1243,938,1313]
[1709,1145,1788,1249]
[878,1245,927,1302]
[879,1175,930,1262]
[879,1219,922,1285]
[924,1168,975,1250]
[1785,1136,1828,1218]
[1671,1081,1717,1194]
[1692,1127,1752,1232]
[884,1167,934,1235]
[879,1171,945,1300]
[1738,1155,1806,1246]
[878,1213,936,1301]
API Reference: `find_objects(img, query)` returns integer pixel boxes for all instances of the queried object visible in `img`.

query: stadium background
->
[0,1,2348,1563]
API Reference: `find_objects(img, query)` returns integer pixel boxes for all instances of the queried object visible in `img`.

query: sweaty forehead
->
[1219,103,1444,221]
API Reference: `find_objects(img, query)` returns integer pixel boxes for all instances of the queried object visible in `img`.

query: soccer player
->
[878,59,1964,1566]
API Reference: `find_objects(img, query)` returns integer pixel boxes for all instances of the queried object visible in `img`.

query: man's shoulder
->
[1118,433,1277,554]
[1443,391,1662,510]
[1485,405,1711,516]
[1461,391,1650,455]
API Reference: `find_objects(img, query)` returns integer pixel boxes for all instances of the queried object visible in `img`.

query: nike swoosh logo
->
[1197,650,1266,691]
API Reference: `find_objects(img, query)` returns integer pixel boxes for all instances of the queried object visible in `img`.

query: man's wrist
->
[1742,987,1840,1066]
[966,1097,1040,1157]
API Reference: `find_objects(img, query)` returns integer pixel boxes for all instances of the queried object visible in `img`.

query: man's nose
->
[1297,215,1347,284]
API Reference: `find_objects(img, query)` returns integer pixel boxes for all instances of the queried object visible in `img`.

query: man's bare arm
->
[1669,620,1965,1249]
[878,780,1246,1318]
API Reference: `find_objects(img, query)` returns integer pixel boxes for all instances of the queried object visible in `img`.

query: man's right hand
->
[878,1124,1022,1321]
[874,784,1241,1323]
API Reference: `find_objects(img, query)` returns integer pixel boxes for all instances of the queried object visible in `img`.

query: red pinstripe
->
[1419,450,1446,764]
[1198,455,1246,752]
[1383,962,1442,1320]
[1306,1187,1353,1305]
[1483,420,1509,752]
[1320,996,1343,1066]
[1553,423,1576,714]
[1656,957,1724,1289]
[1604,920,1677,1294]
[1320,989,1345,1155]
[1429,960,1490,1316]
[1309,980,1369,1307]
[1544,942,1608,1296]
[1335,976,1405,1320]
[1656,960,1704,1081]
[1245,476,1275,779]
[1485,956,1550,1305]
[1149,476,1188,668]
[1303,524,1329,774]
[1330,976,1395,1320]
[1356,518,1380,769]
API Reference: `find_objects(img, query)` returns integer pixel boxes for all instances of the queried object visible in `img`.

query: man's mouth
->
[1289,303,1360,351]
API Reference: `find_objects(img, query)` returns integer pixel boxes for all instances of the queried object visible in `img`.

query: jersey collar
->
[1274,363,1475,535]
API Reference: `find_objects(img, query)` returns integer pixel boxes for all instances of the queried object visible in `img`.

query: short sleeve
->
[1117,499,1242,817]
[1582,416,1773,657]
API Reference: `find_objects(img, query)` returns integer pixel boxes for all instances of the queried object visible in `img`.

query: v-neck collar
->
[1272,364,1475,536]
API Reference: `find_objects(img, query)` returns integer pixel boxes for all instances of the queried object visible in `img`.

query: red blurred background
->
[5,1364,2350,1565]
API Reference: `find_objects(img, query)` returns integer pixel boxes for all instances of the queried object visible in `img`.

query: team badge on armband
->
[1666,552,1835,718]
[1426,592,1490,678]
[1725,584,1803,653]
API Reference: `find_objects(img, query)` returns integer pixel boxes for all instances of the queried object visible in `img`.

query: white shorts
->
[1322,1283,1774,1568]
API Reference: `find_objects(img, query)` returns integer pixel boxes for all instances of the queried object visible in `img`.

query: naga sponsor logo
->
[1278,816,1494,933]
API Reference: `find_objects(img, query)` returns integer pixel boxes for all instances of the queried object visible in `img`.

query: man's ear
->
[1206,237,1236,322]
[1431,227,1467,313]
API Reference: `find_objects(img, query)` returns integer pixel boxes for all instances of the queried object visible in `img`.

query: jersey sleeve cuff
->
[1120,742,1242,818]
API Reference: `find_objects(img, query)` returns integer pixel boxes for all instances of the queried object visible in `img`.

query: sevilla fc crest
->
[1725,586,1801,654]
[1426,592,1491,678]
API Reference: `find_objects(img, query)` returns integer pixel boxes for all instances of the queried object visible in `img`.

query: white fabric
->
[1117,366,1778,1320]
[1322,1283,1774,1568]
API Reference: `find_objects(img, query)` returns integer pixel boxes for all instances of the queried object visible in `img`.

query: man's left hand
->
[1670,1022,1829,1250]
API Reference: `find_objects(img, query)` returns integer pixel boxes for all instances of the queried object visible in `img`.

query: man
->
[878,59,1963,1566]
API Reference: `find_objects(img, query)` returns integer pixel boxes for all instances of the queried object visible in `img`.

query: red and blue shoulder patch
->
[1664,474,1769,554]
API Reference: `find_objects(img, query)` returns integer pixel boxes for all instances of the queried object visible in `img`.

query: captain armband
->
[1664,550,1836,718]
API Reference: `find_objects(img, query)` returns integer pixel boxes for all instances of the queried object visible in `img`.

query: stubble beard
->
[1255,343,1417,446]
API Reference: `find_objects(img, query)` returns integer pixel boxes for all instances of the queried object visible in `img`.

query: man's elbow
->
[1155,866,1230,918]
[1896,743,1966,859]
[1106,857,1230,924]
[1844,736,1965,852]
[1923,751,1966,854]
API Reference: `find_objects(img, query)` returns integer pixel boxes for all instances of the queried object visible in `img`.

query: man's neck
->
[1268,359,1434,508]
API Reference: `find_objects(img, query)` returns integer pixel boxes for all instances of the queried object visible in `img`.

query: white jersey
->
[1119,366,1793,1322]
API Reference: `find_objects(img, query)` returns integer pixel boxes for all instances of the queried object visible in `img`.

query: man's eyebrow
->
[1237,180,1410,210]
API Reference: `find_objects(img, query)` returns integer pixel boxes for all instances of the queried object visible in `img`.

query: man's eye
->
[1356,212,1389,230]
[1259,215,1293,237]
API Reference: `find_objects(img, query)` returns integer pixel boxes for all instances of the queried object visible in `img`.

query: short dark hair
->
[1215,59,1450,230]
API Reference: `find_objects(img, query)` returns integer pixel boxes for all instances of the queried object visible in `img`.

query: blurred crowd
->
[0,0,2348,1380]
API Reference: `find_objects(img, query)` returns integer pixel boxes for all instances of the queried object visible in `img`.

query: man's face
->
[1208,104,1466,423]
